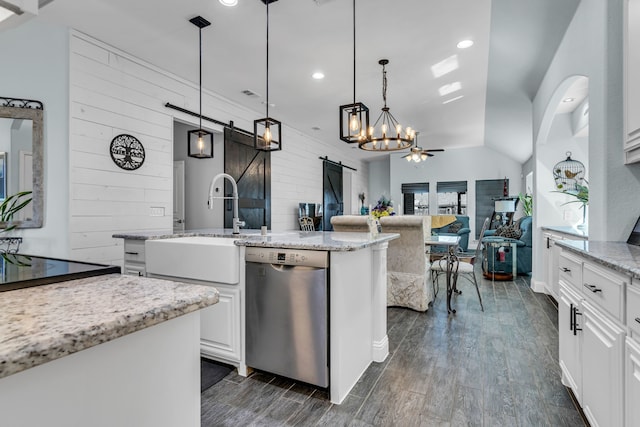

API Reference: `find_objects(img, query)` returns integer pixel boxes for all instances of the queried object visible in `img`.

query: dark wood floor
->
[201,272,586,426]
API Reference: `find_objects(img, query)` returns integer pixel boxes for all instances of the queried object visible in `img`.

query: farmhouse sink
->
[145,236,240,284]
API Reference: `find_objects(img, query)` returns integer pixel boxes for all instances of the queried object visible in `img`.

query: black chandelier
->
[187,16,214,159]
[359,59,415,151]
[254,0,282,151]
[339,0,369,144]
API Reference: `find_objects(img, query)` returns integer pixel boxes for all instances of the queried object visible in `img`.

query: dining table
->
[425,235,461,314]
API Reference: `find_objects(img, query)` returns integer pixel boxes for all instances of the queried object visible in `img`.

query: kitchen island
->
[114,229,398,404]
[0,273,218,427]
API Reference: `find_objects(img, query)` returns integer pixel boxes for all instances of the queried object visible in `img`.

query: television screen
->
[627,216,640,246]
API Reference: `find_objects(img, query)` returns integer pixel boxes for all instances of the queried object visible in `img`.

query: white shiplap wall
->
[69,31,369,265]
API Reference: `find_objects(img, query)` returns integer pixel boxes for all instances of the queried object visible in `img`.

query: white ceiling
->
[15,0,580,163]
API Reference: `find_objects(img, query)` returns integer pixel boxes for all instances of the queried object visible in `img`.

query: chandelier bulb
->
[381,123,388,137]
[396,124,402,135]
[368,125,374,136]
[264,124,272,144]
[349,112,360,132]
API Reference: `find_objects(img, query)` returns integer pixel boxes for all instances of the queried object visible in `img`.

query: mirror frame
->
[0,97,44,229]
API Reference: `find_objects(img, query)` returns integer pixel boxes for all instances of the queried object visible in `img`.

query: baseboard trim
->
[530,278,548,294]
[372,336,389,363]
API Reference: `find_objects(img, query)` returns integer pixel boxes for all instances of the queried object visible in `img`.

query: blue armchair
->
[430,215,471,252]
[483,216,532,275]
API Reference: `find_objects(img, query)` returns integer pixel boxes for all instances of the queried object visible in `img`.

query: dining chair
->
[298,216,315,231]
[430,217,489,311]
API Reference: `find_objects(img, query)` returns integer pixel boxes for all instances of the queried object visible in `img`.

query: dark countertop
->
[0,254,121,292]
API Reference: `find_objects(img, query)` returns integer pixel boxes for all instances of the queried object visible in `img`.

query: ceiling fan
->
[401,135,444,163]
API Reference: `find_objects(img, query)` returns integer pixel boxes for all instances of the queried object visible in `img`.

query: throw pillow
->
[448,221,463,233]
[495,222,522,239]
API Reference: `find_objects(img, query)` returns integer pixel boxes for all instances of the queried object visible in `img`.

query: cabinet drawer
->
[559,251,582,290]
[628,282,640,337]
[583,263,627,322]
[123,263,146,277]
[124,240,146,262]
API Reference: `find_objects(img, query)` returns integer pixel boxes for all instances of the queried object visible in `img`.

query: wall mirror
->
[0,97,44,229]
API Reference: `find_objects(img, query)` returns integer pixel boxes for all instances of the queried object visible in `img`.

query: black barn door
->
[322,161,343,231]
[224,128,271,229]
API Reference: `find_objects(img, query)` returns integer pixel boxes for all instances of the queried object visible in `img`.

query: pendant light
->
[339,0,369,144]
[187,16,213,159]
[254,0,282,151]
[359,59,415,151]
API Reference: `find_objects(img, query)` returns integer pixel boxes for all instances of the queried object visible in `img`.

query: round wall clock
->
[110,134,145,170]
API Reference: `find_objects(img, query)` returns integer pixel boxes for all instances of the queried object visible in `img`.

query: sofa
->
[430,215,471,252]
[330,215,433,311]
[483,216,533,275]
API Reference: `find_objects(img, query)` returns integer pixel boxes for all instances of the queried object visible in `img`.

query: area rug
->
[201,358,233,392]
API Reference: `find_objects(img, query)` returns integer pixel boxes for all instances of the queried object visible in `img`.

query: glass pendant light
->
[339,0,369,144]
[187,16,214,159]
[254,0,282,151]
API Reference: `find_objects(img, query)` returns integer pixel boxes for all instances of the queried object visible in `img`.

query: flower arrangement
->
[371,196,395,219]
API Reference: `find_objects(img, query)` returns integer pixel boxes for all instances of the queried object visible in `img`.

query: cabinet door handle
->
[561,267,571,273]
[573,306,582,335]
[125,251,139,255]
[547,237,550,249]
[570,303,574,331]
[635,317,640,325]
[584,283,602,293]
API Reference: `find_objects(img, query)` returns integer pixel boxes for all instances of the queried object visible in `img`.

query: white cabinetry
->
[123,239,146,276]
[625,0,640,163]
[200,284,241,363]
[543,232,561,298]
[582,300,625,427]
[626,280,640,427]
[626,337,640,427]
[559,281,583,402]
[557,247,629,426]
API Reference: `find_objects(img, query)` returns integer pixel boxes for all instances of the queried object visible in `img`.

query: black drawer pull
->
[125,251,139,255]
[561,267,571,273]
[584,283,602,293]
[635,317,640,325]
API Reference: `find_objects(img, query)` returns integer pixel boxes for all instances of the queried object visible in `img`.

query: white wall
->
[4,24,373,265]
[388,145,523,238]
[172,121,224,230]
[0,20,70,256]
[532,0,640,286]
[537,112,588,228]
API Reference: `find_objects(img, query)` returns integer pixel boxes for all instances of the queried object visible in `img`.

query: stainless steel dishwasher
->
[245,247,329,388]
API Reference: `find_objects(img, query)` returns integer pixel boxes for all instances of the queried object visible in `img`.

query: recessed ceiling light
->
[443,95,464,104]
[457,40,474,49]
[563,97,575,103]
[438,82,462,97]
[431,55,459,78]
[219,0,238,6]
[312,72,325,80]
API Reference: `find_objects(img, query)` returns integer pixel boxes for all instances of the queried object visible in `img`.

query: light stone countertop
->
[556,240,640,279]
[113,229,399,251]
[541,225,588,240]
[0,274,219,379]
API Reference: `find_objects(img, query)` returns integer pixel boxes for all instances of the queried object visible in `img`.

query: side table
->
[483,240,517,280]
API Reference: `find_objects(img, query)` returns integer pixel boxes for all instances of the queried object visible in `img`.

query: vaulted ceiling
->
[11,0,580,163]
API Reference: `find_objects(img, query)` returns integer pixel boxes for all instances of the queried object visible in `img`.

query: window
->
[436,181,467,215]
[401,182,429,215]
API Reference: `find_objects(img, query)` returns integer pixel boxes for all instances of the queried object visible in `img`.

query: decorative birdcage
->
[553,151,585,193]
